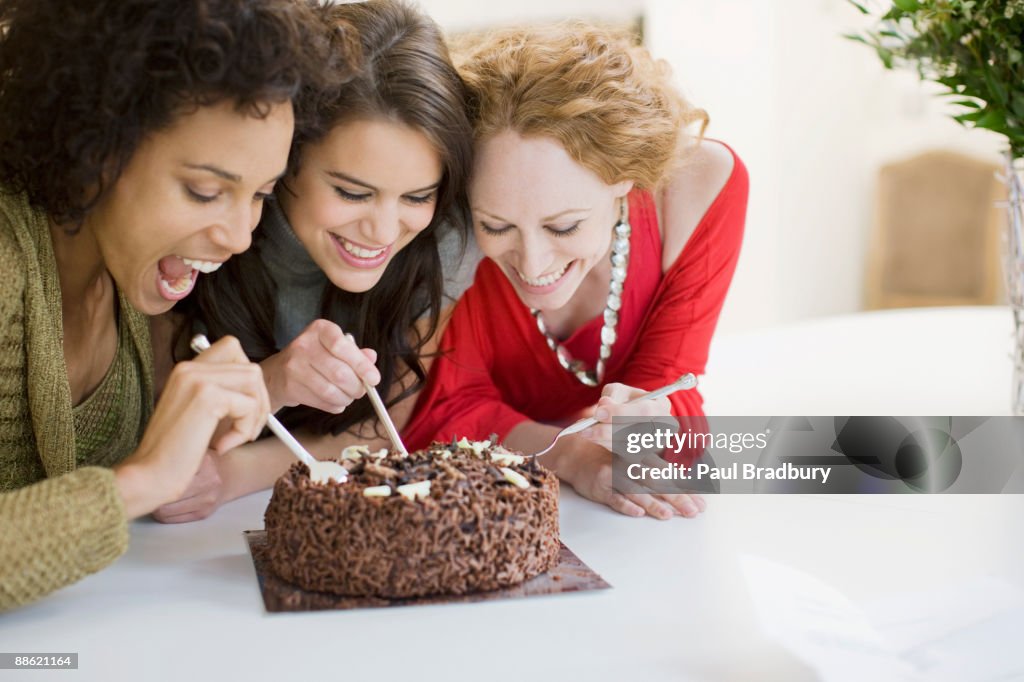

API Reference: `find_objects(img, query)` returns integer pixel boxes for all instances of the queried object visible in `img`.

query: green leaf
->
[892,0,921,11]
[954,110,985,123]
[876,46,895,68]
[976,108,1008,134]
[978,109,1005,127]
[850,0,1024,147]
[983,68,1009,106]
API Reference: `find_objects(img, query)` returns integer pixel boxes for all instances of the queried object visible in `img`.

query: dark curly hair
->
[0,0,352,227]
[183,0,474,439]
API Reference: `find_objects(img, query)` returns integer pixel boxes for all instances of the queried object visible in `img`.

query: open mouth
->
[514,260,573,291]
[330,233,391,268]
[156,255,224,301]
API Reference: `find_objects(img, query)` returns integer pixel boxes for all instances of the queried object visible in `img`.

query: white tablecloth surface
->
[702,306,1013,415]
[1,306,1020,681]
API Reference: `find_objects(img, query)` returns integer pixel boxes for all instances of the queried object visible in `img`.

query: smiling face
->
[470,130,633,311]
[278,117,443,293]
[84,99,294,315]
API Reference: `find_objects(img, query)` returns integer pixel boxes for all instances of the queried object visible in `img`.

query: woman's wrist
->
[506,421,588,486]
[544,437,588,486]
[113,461,159,520]
[258,356,285,414]
[209,450,244,505]
[217,438,294,502]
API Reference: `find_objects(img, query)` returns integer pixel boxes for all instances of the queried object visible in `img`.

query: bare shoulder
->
[657,140,736,272]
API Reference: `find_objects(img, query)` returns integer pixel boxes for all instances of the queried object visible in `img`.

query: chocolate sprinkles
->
[263,441,560,598]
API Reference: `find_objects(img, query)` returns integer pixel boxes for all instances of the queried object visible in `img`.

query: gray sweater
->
[260,199,481,347]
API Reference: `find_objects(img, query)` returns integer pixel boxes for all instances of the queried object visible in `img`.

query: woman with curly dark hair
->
[156,0,477,522]
[0,0,349,610]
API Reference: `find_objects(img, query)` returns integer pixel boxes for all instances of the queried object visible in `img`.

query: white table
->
[702,306,1014,415]
[1,307,1020,681]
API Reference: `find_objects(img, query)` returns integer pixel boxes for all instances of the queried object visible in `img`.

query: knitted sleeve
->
[0,467,129,611]
[0,222,129,612]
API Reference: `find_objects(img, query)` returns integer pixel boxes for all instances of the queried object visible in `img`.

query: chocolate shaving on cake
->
[263,441,560,599]
[437,460,467,480]
[364,462,400,479]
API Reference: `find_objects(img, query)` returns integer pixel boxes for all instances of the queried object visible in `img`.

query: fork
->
[525,373,698,459]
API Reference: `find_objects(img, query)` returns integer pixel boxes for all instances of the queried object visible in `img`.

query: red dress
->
[403,145,748,454]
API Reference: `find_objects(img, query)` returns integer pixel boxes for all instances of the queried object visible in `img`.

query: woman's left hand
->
[576,382,705,518]
[562,446,705,519]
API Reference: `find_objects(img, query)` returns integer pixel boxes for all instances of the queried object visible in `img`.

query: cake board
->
[243,529,611,613]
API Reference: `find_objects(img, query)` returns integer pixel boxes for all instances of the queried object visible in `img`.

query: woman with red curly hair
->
[404,23,748,520]
[0,0,345,610]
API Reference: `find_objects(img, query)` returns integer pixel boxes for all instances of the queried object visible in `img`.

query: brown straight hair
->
[179,0,473,439]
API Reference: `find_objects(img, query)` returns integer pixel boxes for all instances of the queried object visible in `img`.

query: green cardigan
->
[0,191,154,611]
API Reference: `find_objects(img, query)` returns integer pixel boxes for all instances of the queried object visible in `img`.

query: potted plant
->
[849,0,1024,413]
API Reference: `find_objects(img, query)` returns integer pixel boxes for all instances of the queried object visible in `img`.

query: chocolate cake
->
[263,438,560,598]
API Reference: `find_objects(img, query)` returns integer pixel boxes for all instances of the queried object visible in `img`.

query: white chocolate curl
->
[396,480,431,501]
[501,467,530,490]
[308,460,348,485]
[362,485,392,497]
[341,445,370,461]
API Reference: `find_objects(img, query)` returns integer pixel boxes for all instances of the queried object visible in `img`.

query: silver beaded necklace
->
[531,198,631,387]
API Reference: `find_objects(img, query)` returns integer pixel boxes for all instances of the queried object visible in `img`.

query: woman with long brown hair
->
[158,0,476,522]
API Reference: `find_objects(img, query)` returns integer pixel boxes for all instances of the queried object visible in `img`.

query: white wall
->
[647,0,1005,332]
[417,0,643,32]
[420,0,1008,332]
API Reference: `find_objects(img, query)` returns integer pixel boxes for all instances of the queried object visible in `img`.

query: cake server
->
[525,373,698,459]
[189,334,347,482]
[344,333,409,457]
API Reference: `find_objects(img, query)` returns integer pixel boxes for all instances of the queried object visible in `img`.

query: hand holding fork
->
[526,373,697,458]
